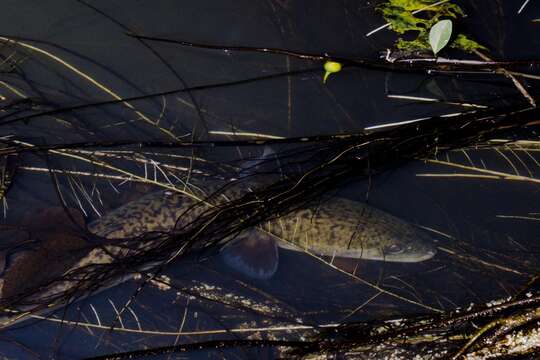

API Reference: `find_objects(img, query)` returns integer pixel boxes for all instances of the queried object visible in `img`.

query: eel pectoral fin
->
[239,146,276,178]
[220,228,279,280]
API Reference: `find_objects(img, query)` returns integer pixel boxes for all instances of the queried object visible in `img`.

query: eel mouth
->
[324,245,438,263]
[379,246,438,263]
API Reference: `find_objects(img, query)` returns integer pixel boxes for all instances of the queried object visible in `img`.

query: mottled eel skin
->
[0,180,436,328]
[88,181,436,263]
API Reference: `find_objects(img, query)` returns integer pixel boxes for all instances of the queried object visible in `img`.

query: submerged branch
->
[126,33,540,72]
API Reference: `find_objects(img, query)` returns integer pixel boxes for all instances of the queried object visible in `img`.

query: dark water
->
[0,1,539,358]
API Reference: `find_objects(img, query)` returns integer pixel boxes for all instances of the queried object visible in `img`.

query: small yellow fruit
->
[323,61,342,83]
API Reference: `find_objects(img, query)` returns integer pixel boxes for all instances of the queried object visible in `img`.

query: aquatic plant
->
[377,0,486,54]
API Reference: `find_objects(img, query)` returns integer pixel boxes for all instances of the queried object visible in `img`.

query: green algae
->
[377,0,486,54]
[450,33,487,52]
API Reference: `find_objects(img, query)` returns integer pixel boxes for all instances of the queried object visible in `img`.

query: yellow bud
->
[323,61,342,83]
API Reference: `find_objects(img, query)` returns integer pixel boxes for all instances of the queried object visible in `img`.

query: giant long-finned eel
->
[0,178,437,328]
[89,183,437,264]
[83,177,437,281]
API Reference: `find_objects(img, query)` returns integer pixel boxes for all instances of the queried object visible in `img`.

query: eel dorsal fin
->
[220,229,279,280]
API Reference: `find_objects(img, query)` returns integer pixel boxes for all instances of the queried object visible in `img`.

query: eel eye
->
[385,244,404,255]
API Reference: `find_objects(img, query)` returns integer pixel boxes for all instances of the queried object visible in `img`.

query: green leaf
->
[429,19,453,55]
